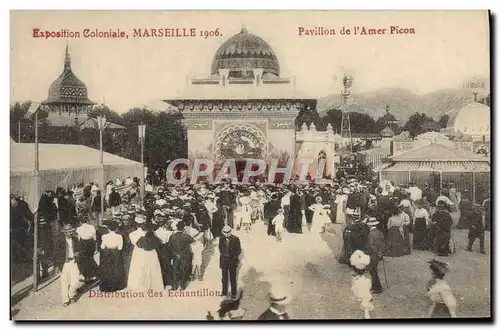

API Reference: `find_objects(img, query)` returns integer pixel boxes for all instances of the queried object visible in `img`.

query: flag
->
[23,102,48,119]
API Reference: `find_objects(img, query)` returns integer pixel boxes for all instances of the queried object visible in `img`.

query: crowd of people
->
[10,170,491,318]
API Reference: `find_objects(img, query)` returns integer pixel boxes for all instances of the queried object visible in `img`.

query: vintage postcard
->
[10,10,491,320]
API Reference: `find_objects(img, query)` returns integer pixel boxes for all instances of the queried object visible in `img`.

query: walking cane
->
[382,257,389,289]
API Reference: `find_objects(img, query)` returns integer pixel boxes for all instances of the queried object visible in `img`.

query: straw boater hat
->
[222,225,233,236]
[194,231,204,241]
[239,196,250,205]
[61,223,76,233]
[366,217,379,227]
[267,283,291,305]
[135,214,146,224]
[154,209,165,217]
[350,250,371,270]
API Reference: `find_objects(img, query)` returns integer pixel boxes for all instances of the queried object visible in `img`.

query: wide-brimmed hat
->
[267,283,291,305]
[350,250,371,270]
[239,196,250,205]
[315,195,323,203]
[135,214,146,224]
[61,223,76,233]
[222,225,232,235]
[428,259,449,275]
[366,217,379,226]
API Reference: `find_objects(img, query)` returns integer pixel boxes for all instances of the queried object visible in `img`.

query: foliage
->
[402,112,441,138]
[438,114,450,128]
[10,102,187,169]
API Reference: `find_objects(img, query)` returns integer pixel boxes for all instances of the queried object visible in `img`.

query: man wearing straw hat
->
[257,283,291,320]
[219,226,241,299]
[366,217,385,294]
[60,223,83,307]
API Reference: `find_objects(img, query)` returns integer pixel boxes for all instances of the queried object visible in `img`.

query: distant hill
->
[317,88,487,123]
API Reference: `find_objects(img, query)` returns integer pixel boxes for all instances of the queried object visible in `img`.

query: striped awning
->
[387,161,490,172]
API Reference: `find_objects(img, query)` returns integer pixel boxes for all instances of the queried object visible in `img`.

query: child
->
[427,259,457,318]
[272,208,285,242]
[350,250,374,319]
[60,224,83,307]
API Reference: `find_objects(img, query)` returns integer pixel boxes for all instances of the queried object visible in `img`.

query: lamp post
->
[138,122,146,204]
[97,115,107,226]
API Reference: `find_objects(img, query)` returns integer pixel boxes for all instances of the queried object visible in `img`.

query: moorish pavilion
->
[164,27,337,180]
[42,46,124,130]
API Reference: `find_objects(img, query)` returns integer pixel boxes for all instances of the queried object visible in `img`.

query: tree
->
[295,104,321,130]
[319,109,342,132]
[438,114,450,128]
[403,113,440,138]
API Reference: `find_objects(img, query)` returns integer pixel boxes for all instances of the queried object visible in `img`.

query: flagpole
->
[32,110,39,292]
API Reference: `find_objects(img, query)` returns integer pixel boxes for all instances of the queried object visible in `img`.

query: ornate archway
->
[214,123,267,161]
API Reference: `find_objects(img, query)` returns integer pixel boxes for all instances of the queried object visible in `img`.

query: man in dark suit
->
[366,217,386,293]
[258,285,291,320]
[218,226,241,299]
[467,205,486,254]
[168,221,194,290]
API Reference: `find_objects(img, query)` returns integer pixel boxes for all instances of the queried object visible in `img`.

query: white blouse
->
[129,228,146,246]
[414,208,431,225]
[77,223,96,240]
[101,232,123,250]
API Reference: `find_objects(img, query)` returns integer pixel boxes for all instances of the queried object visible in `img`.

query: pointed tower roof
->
[44,46,94,105]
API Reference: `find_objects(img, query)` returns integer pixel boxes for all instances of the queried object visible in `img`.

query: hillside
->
[317,88,484,123]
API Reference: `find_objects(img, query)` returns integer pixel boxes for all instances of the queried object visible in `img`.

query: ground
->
[11,220,491,320]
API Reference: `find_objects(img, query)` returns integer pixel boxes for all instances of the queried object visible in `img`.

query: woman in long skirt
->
[127,219,164,292]
[75,216,97,282]
[99,222,126,292]
[413,201,431,250]
[385,207,407,257]
[308,196,330,234]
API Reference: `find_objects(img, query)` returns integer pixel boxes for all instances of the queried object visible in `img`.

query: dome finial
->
[241,25,248,33]
[64,43,71,70]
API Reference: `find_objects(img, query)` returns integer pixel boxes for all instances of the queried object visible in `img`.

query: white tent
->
[10,141,143,212]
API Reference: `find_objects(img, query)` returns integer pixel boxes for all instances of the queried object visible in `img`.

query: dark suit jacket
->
[367,228,386,259]
[219,235,241,266]
[168,232,194,259]
[257,308,290,320]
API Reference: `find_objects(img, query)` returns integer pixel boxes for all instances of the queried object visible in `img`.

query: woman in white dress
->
[191,231,204,281]
[127,216,164,292]
[308,196,331,233]
[335,188,349,226]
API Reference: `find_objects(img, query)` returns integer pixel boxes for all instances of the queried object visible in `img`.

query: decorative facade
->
[165,27,325,179]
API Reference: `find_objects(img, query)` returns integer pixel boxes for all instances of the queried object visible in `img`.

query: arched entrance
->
[214,123,267,182]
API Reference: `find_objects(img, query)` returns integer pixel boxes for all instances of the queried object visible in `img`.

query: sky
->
[10,10,490,114]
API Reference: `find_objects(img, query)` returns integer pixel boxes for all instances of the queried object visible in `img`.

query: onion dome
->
[45,46,93,105]
[211,26,280,77]
[446,102,490,136]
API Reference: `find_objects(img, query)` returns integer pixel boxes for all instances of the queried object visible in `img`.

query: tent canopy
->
[11,142,140,174]
[10,141,143,212]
